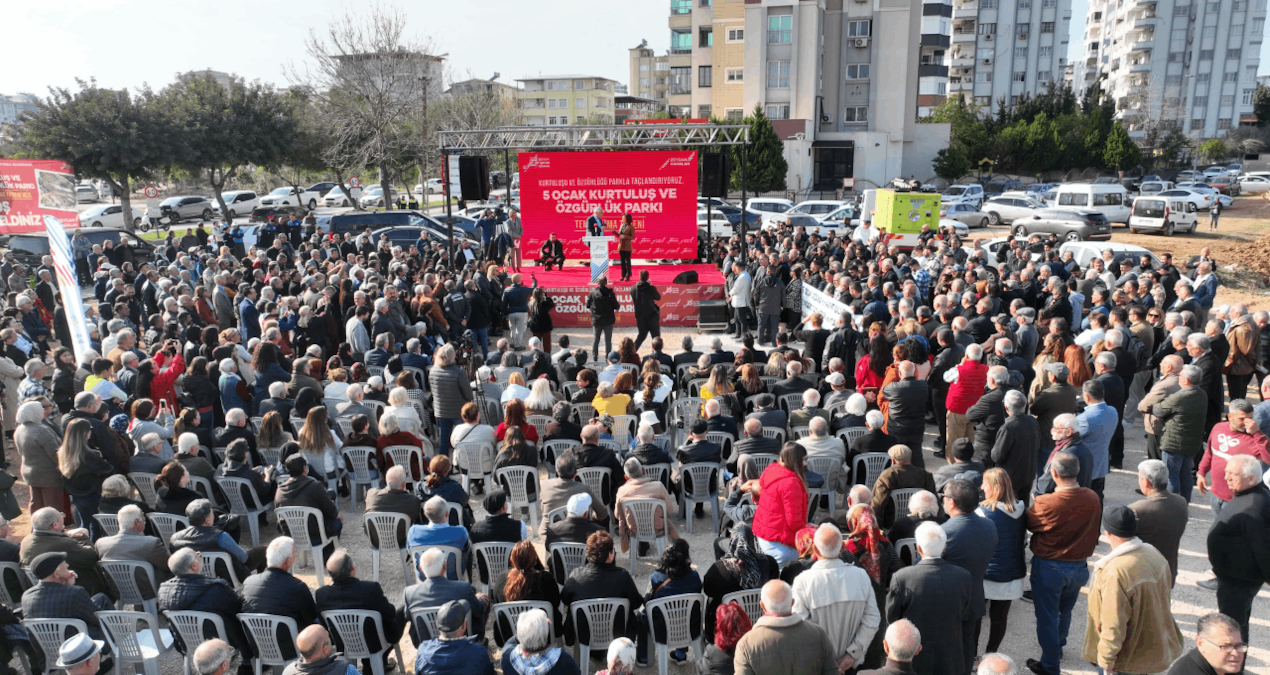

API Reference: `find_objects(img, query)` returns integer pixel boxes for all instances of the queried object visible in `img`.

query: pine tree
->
[1103,123,1142,170]
[730,104,788,193]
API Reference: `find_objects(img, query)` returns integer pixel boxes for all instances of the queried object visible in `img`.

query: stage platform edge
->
[528,263,724,328]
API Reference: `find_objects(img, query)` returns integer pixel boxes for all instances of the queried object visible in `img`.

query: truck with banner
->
[874,188,939,250]
[0,160,82,233]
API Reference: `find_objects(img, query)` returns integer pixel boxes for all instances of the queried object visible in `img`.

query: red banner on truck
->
[518,150,698,260]
[0,160,81,233]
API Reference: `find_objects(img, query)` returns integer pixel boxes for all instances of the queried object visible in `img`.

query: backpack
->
[1127,333,1151,373]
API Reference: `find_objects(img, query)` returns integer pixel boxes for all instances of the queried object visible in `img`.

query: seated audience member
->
[539,454,610,538]
[419,455,476,528]
[499,608,579,675]
[405,547,489,644]
[933,437,986,493]
[19,507,113,599]
[216,438,277,507]
[168,498,266,580]
[240,537,318,659]
[366,465,423,525]
[870,444,936,527]
[94,504,172,596]
[408,496,472,581]
[276,455,342,561]
[313,549,405,674]
[470,489,530,546]
[886,490,943,544]
[22,551,114,643]
[615,458,679,554]
[559,531,644,646]
[415,599,496,675]
[490,541,565,645]
[157,547,250,655]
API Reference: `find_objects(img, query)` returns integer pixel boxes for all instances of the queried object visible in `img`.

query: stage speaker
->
[701,152,729,197]
[672,270,698,284]
[698,300,729,331]
[459,156,491,201]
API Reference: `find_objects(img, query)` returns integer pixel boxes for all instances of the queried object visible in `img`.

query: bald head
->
[848,484,872,507]
[296,625,332,662]
[1160,353,1183,376]
[760,579,794,616]
[884,620,922,662]
[744,418,762,437]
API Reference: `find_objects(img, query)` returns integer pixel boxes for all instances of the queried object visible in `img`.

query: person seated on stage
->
[540,233,566,271]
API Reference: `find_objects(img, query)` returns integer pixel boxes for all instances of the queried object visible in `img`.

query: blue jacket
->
[976,504,1027,583]
[1076,401,1117,479]
[1193,273,1218,310]
[252,364,291,415]
[416,637,495,675]
[1034,438,1094,495]
[941,513,998,619]
[239,298,260,340]
[503,284,532,314]
[218,372,249,415]
[407,523,470,581]
[21,309,49,338]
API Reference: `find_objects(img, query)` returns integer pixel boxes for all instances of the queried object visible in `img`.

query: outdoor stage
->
[528,264,725,328]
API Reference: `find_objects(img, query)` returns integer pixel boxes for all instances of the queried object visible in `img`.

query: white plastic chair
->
[598,439,623,456]
[128,472,161,508]
[548,542,586,587]
[384,444,424,489]
[0,562,29,608]
[853,452,892,490]
[472,541,515,594]
[340,446,380,511]
[321,609,404,675]
[363,512,412,583]
[188,475,217,506]
[275,506,339,586]
[569,598,630,666]
[407,544,465,583]
[453,442,496,492]
[704,432,735,459]
[572,402,596,424]
[527,415,553,443]
[495,465,542,526]
[790,425,811,440]
[335,417,355,437]
[837,426,868,448]
[164,610,229,675]
[93,513,121,537]
[896,537,922,566]
[890,488,921,519]
[95,609,176,675]
[216,476,273,547]
[777,394,804,414]
[644,463,672,490]
[199,550,243,589]
[686,379,708,398]
[760,427,786,446]
[806,456,842,513]
[644,593,707,675]
[146,513,190,552]
[575,467,612,505]
[741,454,778,479]
[547,506,568,525]
[98,559,159,616]
[237,613,300,675]
[679,462,722,534]
[491,600,556,648]
[22,617,89,675]
[258,446,283,469]
[611,415,638,446]
[720,588,762,626]
[542,439,581,476]
[621,498,668,572]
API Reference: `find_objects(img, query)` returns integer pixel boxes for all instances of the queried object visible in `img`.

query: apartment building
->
[0,93,38,125]
[945,0,1072,112]
[616,94,669,122]
[515,75,618,126]
[629,40,671,102]
[1077,0,1266,138]
[447,78,518,100]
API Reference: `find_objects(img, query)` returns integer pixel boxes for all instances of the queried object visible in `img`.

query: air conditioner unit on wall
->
[985,34,993,40]
[854,38,870,47]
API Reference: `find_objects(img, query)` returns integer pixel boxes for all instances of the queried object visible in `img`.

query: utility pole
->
[420,74,430,211]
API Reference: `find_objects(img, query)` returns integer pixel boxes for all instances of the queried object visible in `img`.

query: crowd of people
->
[0,214,1261,675]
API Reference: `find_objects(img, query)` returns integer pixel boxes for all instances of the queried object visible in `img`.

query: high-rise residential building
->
[665,0,747,120]
[946,0,1072,112]
[184,69,232,89]
[447,78,518,100]
[1078,0,1266,139]
[0,93,38,125]
[515,76,618,126]
[629,40,671,103]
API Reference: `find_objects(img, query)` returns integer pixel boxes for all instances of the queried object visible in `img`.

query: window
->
[594,98,607,108]
[1018,0,1030,7]
[572,97,582,108]
[1219,118,1233,129]
[640,64,650,72]
[1254,18,1265,34]
[766,104,790,119]
[671,29,692,53]
[1040,46,1052,58]
[1259,0,1267,10]
[700,0,712,6]
[1015,46,1029,57]
[546,80,569,90]
[983,0,997,8]
[1231,24,1245,37]
[576,116,585,123]
[979,22,996,34]
[848,20,872,37]
[727,28,745,42]
[977,71,994,82]
[671,0,691,14]
[977,47,995,59]
[1248,66,1259,82]
[1044,0,1056,6]
[575,80,587,89]
[938,82,947,94]
[1038,71,1052,81]
[655,62,669,71]
[700,28,713,47]
[1058,193,1089,206]
[1222,95,1235,105]
[844,106,868,122]
[1166,97,1181,107]
[1202,26,1216,37]
[768,60,790,88]
[639,77,649,87]
[1227,48,1242,59]
[1207,1,1220,11]
[1194,96,1209,107]
[1018,24,1030,36]
[768,15,792,43]
[846,64,871,79]
[1197,73,1210,83]
[698,105,712,118]
[1244,89,1256,104]
[1200,49,1214,60]
[725,67,744,82]
[725,108,743,122]
[1014,71,1027,81]
[1224,72,1239,83]
[1172,27,1188,40]
[1169,52,1183,62]
[1093,193,1123,206]
[1174,3,1191,15]
[1041,21,1055,32]
[699,66,712,87]
[669,66,691,94]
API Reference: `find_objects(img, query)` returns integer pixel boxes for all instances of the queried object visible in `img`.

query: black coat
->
[965,387,1008,463]
[465,291,491,331]
[560,561,643,643]
[1207,483,1270,585]
[990,415,1039,499]
[631,281,661,320]
[885,558,974,675]
[314,577,404,654]
[882,378,927,440]
[158,574,250,654]
[586,286,619,327]
[241,568,317,658]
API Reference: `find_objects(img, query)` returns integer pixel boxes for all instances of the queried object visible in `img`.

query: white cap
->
[567,493,592,517]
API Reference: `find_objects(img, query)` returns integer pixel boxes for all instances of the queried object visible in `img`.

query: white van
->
[1128,196,1198,236]
[1053,183,1131,223]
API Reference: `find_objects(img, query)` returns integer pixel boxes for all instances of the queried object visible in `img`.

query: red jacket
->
[1198,422,1270,502]
[945,360,988,415]
[150,351,185,410]
[752,462,808,547]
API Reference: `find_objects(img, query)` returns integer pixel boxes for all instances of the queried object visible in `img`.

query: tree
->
[933,144,972,181]
[429,84,526,181]
[1197,138,1229,164]
[730,104,787,193]
[162,73,300,218]
[1102,123,1142,170]
[1254,84,1270,128]
[1020,113,1061,174]
[1156,130,1192,167]
[15,80,174,231]
[287,3,437,208]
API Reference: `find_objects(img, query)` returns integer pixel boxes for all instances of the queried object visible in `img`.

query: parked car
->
[1157,188,1216,209]
[937,218,971,240]
[1207,175,1240,196]
[1238,175,1270,193]
[983,179,1024,198]
[217,190,259,218]
[1176,170,1201,182]
[79,204,141,229]
[816,204,861,233]
[761,213,820,232]
[1,228,156,269]
[981,195,1045,226]
[248,206,308,223]
[745,197,794,218]
[1025,182,1057,196]
[1176,183,1233,207]
[787,200,846,218]
[150,196,214,224]
[1137,180,1174,197]
[76,184,98,203]
[1093,177,1120,185]
[1128,196,1199,236]
[418,179,444,194]
[1010,208,1112,241]
[698,211,734,238]
[940,202,990,229]
[1203,165,1229,178]
[325,209,481,240]
[1060,241,1162,269]
[259,186,322,210]
[961,235,1037,282]
[942,183,985,208]
[1052,183,1131,223]
[322,187,354,208]
[1226,163,1243,175]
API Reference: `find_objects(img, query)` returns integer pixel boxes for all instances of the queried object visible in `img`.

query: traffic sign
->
[843,177,855,189]
[349,176,361,189]
[143,185,158,199]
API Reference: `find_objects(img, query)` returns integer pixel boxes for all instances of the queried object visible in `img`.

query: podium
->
[582,236,613,285]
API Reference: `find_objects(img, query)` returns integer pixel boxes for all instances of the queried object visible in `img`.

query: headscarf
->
[793,526,817,560]
[845,504,889,584]
[109,414,130,435]
[722,523,767,590]
[509,645,563,675]
[349,362,368,383]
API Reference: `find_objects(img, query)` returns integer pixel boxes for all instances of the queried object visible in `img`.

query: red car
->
[1207,176,1241,196]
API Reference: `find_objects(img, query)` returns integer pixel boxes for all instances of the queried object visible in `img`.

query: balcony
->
[952,30,978,42]
[519,99,546,109]
[950,79,973,92]
[1130,60,1151,71]
[1134,16,1157,27]
[950,54,975,67]
[1131,38,1153,50]
[919,64,951,77]
[953,1,978,18]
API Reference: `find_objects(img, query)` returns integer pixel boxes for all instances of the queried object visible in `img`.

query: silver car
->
[940,202,990,229]
[981,195,1045,226]
[157,196,215,223]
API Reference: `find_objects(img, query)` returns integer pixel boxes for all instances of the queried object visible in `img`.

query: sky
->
[2,0,1265,98]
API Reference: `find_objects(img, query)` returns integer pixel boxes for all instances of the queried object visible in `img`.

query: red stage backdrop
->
[518,150,698,260]
[545,284,723,327]
[0,160,81,233]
